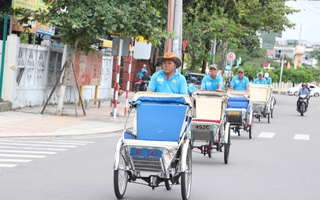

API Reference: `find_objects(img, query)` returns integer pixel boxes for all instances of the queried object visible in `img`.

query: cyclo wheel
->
[181,145,192,200]
[165,180,172,190]
[271,108,274,118]
[207,141,212,158]
[113,150,128,199]
[267,113,270,123]
[224,123,231,164]
[249,125,252,139]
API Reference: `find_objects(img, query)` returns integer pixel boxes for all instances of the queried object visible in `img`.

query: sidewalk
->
[0,92,135,138]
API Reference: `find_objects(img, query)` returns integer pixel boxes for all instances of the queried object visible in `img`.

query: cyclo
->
[250,84,274,123]
[225,90,253,139]
[190,91,231,164]
[113,92,193,200]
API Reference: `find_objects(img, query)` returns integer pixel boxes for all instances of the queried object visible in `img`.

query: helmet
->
[190,77,197,83]
[301,83,306,87]
[264,72,269,78]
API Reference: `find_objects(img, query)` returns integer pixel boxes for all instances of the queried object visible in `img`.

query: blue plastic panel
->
[136,102,187,141]
[227,97,249,109]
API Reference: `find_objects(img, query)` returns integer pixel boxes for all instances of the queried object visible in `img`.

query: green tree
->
[183,0,298,73]
[310,48,320,67]
[7,0,168,115]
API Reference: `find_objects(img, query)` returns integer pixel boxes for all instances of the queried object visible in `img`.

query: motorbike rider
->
[188,77,199,96]
[201,64,223,91]
[297,83,310,110]
[139,70,150,91]
[137,64,147,80]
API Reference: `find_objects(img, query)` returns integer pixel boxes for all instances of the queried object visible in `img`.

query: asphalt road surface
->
[0,94,319,200]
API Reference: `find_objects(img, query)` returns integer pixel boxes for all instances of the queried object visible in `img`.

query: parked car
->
[287,83,320,97]
[184,72,206,86]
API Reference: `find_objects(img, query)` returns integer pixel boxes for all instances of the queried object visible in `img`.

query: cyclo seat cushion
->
[136,101,188,141]
[227,97,249,109]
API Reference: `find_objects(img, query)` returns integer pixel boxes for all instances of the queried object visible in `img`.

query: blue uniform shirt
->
[253,78,267,85]
[266,77,272,84]
[230,76,249,91]
[147,70,188,94]
[201,75,223,90]
[188,83,199,95]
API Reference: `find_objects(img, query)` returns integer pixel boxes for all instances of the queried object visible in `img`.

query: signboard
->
[133,42,152,60]
[112,37,130,56]
[12,0,55,36]
[74,51,103,86]
[227,52,236,61]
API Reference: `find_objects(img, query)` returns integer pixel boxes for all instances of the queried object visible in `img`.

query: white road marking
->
[0,164,17,168]
[0,142,77,148]
[0,146,67,151]
[0,150,57,154]
[0,140,87,146]
[258,132,275,138]
[52,140,95,144]
[0,159,32,162]
[0,154,46,158]
[294,134,310,140]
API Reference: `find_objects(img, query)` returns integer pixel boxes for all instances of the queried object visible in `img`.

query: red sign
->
[74,51,102,86]
[227,52,236,61]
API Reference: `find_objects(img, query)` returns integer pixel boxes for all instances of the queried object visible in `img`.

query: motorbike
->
[133,80,149,92]
[297,94,308,116]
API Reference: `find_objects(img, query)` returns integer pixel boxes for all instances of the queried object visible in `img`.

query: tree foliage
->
[182,0,299,72]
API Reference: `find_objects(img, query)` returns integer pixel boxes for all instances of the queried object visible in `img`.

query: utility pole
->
[0,12,8,98]
[172,0,182,65]
[166,0,183,72]
[278,52,285,94]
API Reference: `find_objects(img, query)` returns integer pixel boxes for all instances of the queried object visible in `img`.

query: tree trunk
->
[56,45,77,116]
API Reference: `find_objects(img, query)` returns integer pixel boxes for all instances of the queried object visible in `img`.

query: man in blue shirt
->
[253,72,267,85]
[264,72,272,84]
[230,68,250,91]
[201,64,223,91]
[147,52,188,94]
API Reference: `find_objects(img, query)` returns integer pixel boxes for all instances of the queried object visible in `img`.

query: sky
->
[281,1,320,44]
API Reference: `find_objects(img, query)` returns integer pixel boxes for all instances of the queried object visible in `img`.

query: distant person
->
[230,68,249,91]
[139,70,151,91]
[147,52,188,94]
[188,77,199,96]
[137,64,147,80]
[264,72,272,84]
[253,72,267,85]
[200,64,223,91]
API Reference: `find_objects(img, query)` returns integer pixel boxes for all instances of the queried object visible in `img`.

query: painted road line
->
[0,154,46,158]
[0,146,67,151]
[294,134,310,140]
[52,140,95,144]
[0,164,17,168]
[0,142,77,148]
[0,140,88,146]
[258,132,275,138]
[0,159,32,162]
[0,150,57,154]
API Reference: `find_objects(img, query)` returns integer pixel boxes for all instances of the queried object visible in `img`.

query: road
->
[0,94,319,200]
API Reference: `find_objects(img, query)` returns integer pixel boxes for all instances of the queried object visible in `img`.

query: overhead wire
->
[295,0,320,16]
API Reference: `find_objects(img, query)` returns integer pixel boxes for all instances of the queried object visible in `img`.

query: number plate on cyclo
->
[194,124,210,130]
[130,148,162,158]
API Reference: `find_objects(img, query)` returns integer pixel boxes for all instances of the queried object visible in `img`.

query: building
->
[273,37,318,67]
